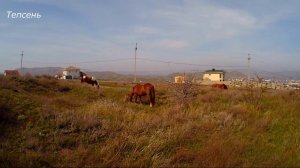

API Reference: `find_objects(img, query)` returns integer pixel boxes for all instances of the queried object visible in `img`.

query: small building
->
[203,69,225,82]
[4,70,20,77]
[62,66,80,79]
[174,75,186,83]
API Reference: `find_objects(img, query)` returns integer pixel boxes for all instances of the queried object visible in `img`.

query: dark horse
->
[80,72,100,89]
[212,83,228,90]
[125,83,155,107]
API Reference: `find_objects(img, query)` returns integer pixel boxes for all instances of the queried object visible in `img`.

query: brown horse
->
[125,83,155,107]
[212,83,228,90]
[80,72,100,89]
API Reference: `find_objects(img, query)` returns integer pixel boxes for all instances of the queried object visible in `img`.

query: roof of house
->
[4,70,20,76]
[204,69,225,74]
[63,66,80,71]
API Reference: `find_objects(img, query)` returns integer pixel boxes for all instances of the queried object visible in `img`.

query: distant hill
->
[14,67,300,81]
[17,67,63,76]
[16,68,247,82]
[86,71,131,81]
[258,71,300,80]
[87,71,171,82]
[225,71,247,80]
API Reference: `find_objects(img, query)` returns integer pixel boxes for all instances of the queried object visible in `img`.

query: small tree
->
[168,74,199,108]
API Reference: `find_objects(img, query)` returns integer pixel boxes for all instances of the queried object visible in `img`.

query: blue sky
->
[1,0,300,74]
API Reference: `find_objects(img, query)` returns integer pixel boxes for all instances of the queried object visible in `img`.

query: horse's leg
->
[94,81,99,89]
[149,94,153,107]
[96,81,100,89]
[139,96,142,104]
[134,94,138,103]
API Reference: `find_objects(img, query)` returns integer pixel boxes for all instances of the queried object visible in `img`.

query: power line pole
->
[21,50,24,75]
[134,43,137,83]
[247,53,251,83]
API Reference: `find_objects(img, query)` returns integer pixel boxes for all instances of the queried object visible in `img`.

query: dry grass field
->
[0,76,300,167]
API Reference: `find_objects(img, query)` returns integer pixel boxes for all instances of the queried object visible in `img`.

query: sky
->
[0,0,300,74]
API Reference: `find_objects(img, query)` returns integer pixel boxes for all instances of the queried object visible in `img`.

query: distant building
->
[174,75,186,83]
[203,69,225,82]
[4,70,20,77]
[62,66,80,79]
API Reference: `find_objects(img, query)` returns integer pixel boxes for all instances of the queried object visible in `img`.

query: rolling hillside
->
[1,76,300,167]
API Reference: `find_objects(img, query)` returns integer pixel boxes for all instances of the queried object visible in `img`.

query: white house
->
[203,69,225,82]
[4,70,20,77]
[62,66,80,79]
[174,75,186,83]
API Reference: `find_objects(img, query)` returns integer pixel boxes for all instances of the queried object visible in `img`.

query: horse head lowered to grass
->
[125,83,155,107]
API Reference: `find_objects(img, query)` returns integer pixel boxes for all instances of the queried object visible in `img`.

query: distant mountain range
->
[12,67,300,81]
[87,71,171,82]
[17,67,63,76]
[237,69,300,80]
[257,71,300,80]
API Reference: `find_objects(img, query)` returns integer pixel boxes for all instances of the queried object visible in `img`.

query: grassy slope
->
[0,76,300,167]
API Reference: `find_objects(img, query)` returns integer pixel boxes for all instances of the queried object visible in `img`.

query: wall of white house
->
[174,76,185,83]
[203,73,224,82]
[62,70,80,79]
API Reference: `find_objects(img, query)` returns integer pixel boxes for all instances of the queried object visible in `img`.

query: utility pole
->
[134,43,137,83]
[247,53,251,83]
[21,50,24,75]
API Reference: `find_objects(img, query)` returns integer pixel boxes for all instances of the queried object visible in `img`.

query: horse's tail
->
[150,86,155,106]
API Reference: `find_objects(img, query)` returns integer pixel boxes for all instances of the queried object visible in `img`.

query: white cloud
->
[153,0,258,41]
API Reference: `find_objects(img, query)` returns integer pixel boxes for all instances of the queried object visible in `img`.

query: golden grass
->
[1,76,300,167]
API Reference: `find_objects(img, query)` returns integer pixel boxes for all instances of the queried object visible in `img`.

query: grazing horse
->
[212,83,228,90]
[125,83,155,107]
[80,72,100,89]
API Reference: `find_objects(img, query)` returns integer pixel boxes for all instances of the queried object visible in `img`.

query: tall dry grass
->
[1,76,300,167]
